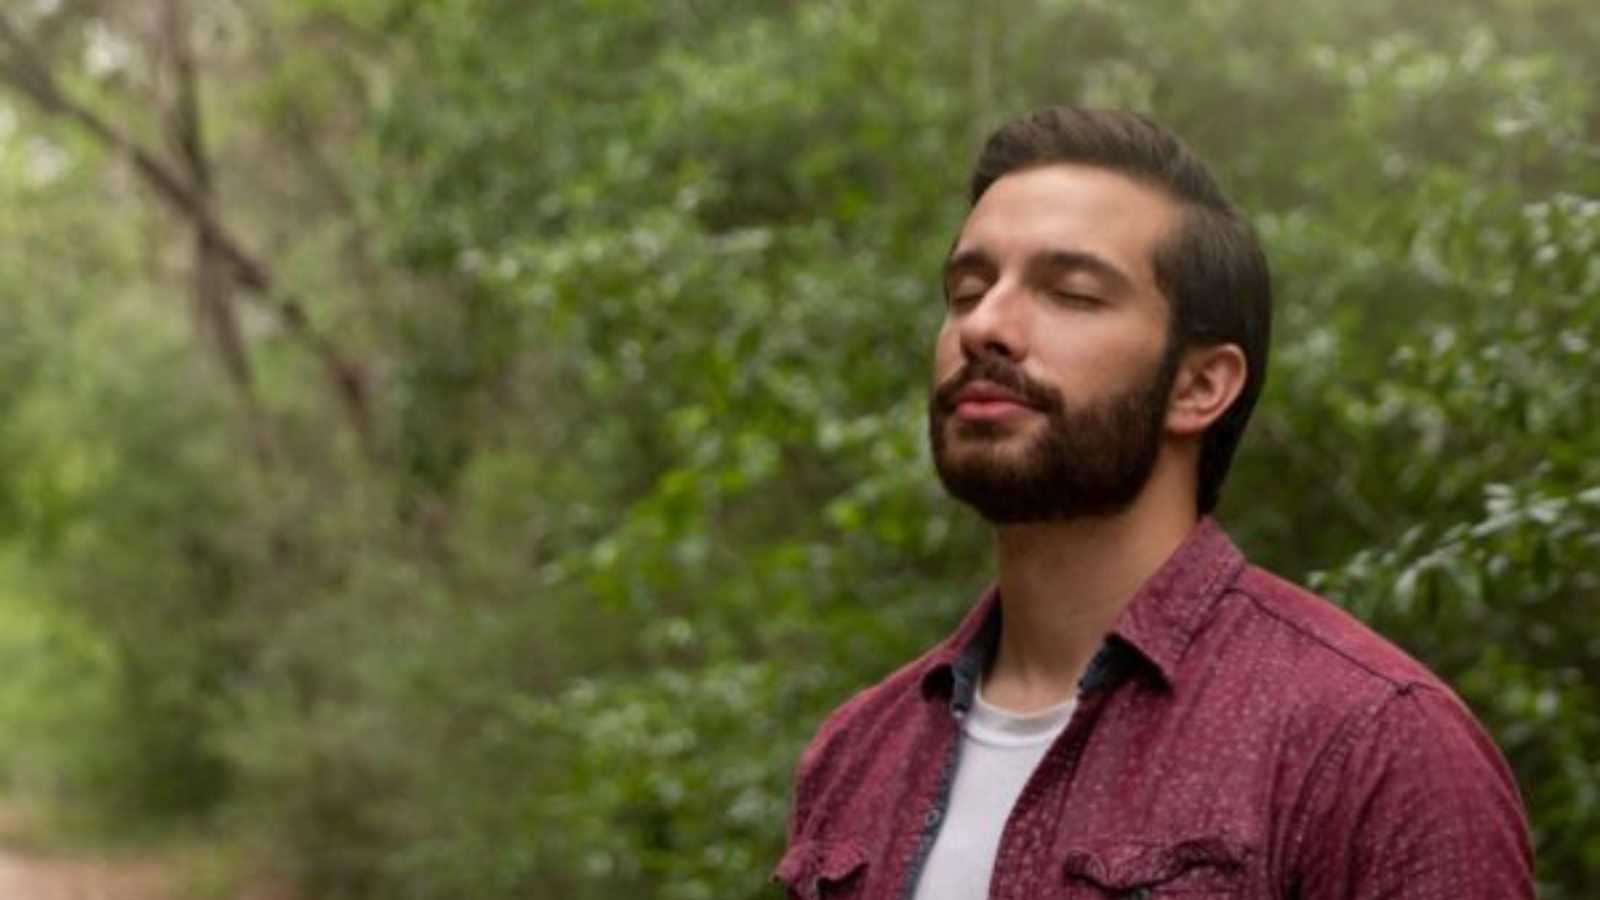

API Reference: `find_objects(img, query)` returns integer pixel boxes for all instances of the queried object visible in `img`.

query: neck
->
[982,457,1200,713]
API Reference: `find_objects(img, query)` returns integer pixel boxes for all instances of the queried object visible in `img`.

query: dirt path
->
[0,804,290,900]
[0,845,171,900]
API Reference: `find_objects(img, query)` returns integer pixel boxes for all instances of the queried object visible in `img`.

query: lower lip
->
[954,399,1036,421]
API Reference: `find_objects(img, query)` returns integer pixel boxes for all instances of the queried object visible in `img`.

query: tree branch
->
[0,8,378,459]
[159,0,278,466]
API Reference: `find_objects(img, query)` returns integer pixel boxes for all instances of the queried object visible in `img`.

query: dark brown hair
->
[969,107,1272,514]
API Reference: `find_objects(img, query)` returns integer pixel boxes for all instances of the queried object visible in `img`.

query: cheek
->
[1081,331,1164,370]
[932,321,963,384]
[1036,317,1167,392]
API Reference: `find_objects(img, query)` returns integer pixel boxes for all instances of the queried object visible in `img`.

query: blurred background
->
[0,0,1595,897]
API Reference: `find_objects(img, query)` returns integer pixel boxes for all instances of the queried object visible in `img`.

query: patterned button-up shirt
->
[778,519,1533,899]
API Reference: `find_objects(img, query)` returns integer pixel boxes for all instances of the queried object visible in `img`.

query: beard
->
[928,347,1179,524]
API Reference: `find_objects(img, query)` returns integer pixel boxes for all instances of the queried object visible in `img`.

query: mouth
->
[950,380,1040,422]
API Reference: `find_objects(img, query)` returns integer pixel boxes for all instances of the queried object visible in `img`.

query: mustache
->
[932,357,1062,413]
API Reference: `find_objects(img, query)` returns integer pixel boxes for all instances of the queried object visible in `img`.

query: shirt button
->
[1125,889,1151,900]
[924,808,942,828]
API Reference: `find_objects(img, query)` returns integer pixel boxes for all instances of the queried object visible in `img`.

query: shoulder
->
[1198,562,1517,805]
[786,639,954,842]
[1217,566,1532,895]
[1223,560,1511,761]
[795,649,937,787]
[1161,554,1511,786]
[1286,657,1534,895]
[1222,563,1446,695]
[786,592,998,841]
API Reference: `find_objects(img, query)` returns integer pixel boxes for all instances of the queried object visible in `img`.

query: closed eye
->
[1047,290,1103,307]
[947,289,986,311]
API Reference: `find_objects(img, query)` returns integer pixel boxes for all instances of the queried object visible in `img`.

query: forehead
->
[953,164,1180,283]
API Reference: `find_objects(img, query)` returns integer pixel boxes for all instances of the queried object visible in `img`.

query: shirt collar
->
[1106,517,1246,686]
[919,517,1246,702]
[918,586,1000,708]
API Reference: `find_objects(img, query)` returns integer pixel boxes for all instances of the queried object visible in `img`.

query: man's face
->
[929,164,1180,523]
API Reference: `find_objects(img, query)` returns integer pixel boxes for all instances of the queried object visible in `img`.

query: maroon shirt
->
[779,519,1533,899]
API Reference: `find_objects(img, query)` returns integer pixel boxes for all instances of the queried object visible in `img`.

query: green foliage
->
[531,664,807,900]
[0,0,1595,897]
[0,553,121,800]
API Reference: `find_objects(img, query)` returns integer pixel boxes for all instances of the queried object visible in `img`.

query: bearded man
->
[777,108,1533,900]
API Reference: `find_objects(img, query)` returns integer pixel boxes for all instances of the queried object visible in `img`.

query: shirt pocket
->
[774,837,870,900]
[1056,835,1251,897]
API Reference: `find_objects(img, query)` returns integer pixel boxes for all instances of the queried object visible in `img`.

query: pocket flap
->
[1060,834,1249,891]
[774,837,869,898]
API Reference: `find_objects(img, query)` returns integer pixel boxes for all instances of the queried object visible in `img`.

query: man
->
[777,108,1533,899]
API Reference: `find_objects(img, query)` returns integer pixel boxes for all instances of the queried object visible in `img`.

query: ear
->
[1166,343,1248,438]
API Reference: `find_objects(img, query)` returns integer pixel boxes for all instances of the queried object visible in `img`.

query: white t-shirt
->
[912,685,1077,900]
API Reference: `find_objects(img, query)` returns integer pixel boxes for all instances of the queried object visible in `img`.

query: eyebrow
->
[942,248,994,284]
[1034,249,1134,293]
[942,247,1134,293]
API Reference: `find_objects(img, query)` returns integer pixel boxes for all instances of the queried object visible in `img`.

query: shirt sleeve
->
[1291,683,1535,899]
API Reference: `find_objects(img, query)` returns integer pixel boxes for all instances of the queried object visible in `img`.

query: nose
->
[956,280,1028,363]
